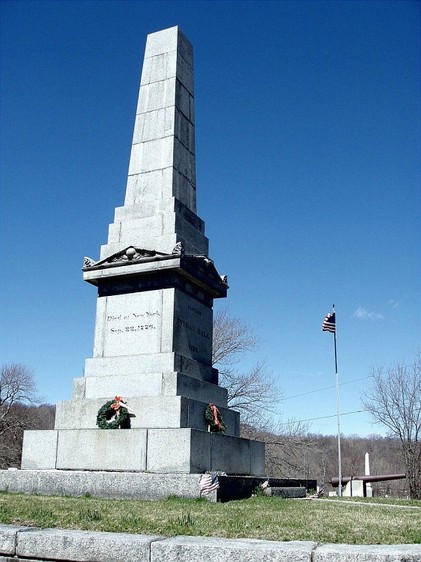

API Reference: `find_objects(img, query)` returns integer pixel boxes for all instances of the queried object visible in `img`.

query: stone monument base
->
[0,470,211,501]
[21,428,265,475]
[0,471,318,503]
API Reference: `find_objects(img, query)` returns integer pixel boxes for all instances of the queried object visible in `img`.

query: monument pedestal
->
[22,429,264,475]
[0,470,211,501]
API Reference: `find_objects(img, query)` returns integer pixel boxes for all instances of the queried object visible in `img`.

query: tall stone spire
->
[100,26,208,260]
[20,27,265,484]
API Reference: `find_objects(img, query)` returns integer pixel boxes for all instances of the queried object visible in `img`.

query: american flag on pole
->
[199,472,220,496]
[322,312,336,333]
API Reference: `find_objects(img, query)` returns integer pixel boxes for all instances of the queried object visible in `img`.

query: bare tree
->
[212,309,281,425]
[241,418,313,477]
[212,309,258,365]
[362,356,421,499]
[0,363,41,468]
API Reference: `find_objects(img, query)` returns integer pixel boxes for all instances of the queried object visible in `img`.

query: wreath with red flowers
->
[205,403,226,434]
[96,396,131,429]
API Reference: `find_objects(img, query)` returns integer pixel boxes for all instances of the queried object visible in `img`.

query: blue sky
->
[1,0,420,437]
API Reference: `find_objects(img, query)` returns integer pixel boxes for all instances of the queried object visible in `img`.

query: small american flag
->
[322,312,336,333]
[199,472,220,496]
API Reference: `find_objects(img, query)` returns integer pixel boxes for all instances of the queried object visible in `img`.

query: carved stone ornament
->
[172,242,185,255]
[107,247,157,264]
[82,247,168,270]
[83,257,96,268]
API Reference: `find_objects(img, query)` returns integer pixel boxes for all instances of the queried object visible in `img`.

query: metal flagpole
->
[332,304,342,496]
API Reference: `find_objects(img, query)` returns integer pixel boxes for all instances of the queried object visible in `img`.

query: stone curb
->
[1,525,420,562]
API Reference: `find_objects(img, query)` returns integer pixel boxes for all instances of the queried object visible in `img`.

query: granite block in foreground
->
[313,543,421,561]
[16,528,160,562]
[151,536,316,561]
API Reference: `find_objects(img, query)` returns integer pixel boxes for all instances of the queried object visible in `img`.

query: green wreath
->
[205,403,226,434]
[96,398,131,429]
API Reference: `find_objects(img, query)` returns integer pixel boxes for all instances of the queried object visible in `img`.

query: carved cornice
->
[83,247,167,270]
[82,246,229,296]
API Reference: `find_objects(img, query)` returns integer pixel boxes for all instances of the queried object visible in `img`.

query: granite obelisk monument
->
[19,27,265,490]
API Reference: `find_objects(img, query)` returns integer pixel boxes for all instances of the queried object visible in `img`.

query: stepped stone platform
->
[0,470,206,501]
[20,426,263,475]
[0,471,315,503]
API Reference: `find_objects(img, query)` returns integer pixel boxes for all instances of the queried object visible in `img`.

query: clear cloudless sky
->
[1,0,420,438]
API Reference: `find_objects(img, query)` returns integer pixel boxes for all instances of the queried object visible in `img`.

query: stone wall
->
[1,525,420,562]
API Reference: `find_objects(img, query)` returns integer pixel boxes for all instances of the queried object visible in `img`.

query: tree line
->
[242,424,409,497]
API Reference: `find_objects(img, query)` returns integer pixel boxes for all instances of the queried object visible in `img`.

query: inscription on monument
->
[176,318,210,340]
[173,292,213,364]
[100,293,163,356]
[107,311,160,333]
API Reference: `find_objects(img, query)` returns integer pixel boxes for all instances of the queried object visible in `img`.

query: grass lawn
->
[1,492,420,545]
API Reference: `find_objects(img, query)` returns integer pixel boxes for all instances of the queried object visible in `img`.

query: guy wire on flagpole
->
[333,304,343,496]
